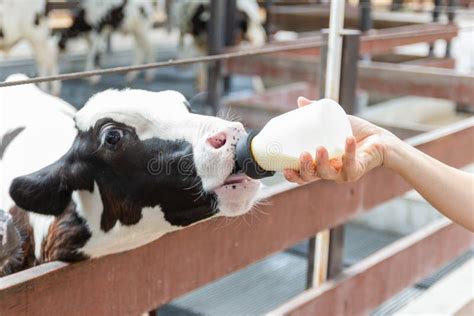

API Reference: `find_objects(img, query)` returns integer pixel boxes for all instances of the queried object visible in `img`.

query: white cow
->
[0,0,60,95]
[171,0,266,91]
[58,0,156,83]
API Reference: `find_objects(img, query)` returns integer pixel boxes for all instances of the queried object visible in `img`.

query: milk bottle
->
[235,99,353,179]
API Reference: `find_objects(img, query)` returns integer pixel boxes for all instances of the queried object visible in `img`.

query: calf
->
[59,0,155,82]
[1,83,260,276]
[0,0,60,95]
[0,74,75,142]
[172,0,266,91]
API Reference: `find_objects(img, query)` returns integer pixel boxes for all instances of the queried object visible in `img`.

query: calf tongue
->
[224,174,248,185]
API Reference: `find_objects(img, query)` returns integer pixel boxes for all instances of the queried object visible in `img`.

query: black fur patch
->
[139,6,148,18]
[1,127,25,159]
[236,11,249,38]
[0,207,36,276]
[190,5,250,44]
[41,202,91,263]
[34,13,42,26]
[10,119,219,233]
[191,4,208,37]
[94,52,102,68]
[58,8,93,50]
[9,150,94,216]
[96,0,128,33]
[0,28,4,38]
[0,209,23,277]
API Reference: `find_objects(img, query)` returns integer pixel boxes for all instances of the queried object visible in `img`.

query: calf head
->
[10,90,260,236]
[191,4,264,47]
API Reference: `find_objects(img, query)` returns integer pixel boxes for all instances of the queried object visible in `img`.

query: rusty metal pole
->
[445,0,457,58]
[207,0,226,115]
[264,0,273,42]
[359,0,372,33]
[224,0,237,93]
[359,0,372,62]
[327,30,360,279]
[429,0,442,57]
[339,30,361,115]
[307,0,346,289]
[306,30,360,287]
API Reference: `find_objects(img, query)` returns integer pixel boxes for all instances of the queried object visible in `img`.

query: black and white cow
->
[58,0,155,82]
[0,0,60,94]
[172,0,266,91]
[0,78,260,276]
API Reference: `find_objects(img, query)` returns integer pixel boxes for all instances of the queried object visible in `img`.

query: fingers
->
[316,147,339,179]
[342,137,358,181]
[283,169,306,185]
[297,96,313,108]
[284,152,320,184]
[299,152,318,182]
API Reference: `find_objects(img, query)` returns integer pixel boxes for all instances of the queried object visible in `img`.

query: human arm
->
[284,97,474,232]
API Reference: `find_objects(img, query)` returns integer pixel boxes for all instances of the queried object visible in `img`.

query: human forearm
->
[385,137,474,232]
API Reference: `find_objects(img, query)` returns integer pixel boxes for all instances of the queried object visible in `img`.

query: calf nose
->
[207,131,227,149]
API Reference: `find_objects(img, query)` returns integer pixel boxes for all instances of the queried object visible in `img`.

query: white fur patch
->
[74,184,177,258]
[29,213,55,259]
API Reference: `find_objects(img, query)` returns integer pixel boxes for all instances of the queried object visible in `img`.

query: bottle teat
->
[234,131,275,179]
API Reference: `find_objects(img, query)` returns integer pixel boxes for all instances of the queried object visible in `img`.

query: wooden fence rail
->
[226,58,474,107]
[272,220,474,315]
[0,117,472,315]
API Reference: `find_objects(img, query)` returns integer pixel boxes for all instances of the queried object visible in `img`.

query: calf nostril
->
[207,132,227,149]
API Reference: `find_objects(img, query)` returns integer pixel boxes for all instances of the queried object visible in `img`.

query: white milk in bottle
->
[235,98,353,179]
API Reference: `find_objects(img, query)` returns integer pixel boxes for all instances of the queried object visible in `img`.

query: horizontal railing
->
[0,117,472,315]
[272,219,473,315]
[0,23,458,89]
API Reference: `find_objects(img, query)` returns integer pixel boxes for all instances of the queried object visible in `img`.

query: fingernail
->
[300,152,309,162]
[317,147,324,157]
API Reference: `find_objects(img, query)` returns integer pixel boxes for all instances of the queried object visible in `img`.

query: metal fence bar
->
[445,0,457,58]
[207,0,227,114]
[264,0,273,41]
[327,30,361,281]
[0,23,459,89]
[359,0,373,32]
[428,0,442,56]
[224,0,238,93]
[306,29,361,288]
[0,40,325,89]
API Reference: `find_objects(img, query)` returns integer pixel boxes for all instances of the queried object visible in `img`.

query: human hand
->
[283,97,396,184]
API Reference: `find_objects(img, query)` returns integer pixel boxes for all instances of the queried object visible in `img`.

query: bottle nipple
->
[234,131,275,179]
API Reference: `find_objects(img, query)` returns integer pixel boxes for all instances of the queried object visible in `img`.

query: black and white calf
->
[0,0,60,94]
[172,0,266,91]
[58,0,155,82]
[0,81,260,276]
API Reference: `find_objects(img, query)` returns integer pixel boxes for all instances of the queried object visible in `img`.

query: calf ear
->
[9,158,93,216]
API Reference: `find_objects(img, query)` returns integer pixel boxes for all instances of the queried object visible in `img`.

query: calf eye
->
[105,129,123,145]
